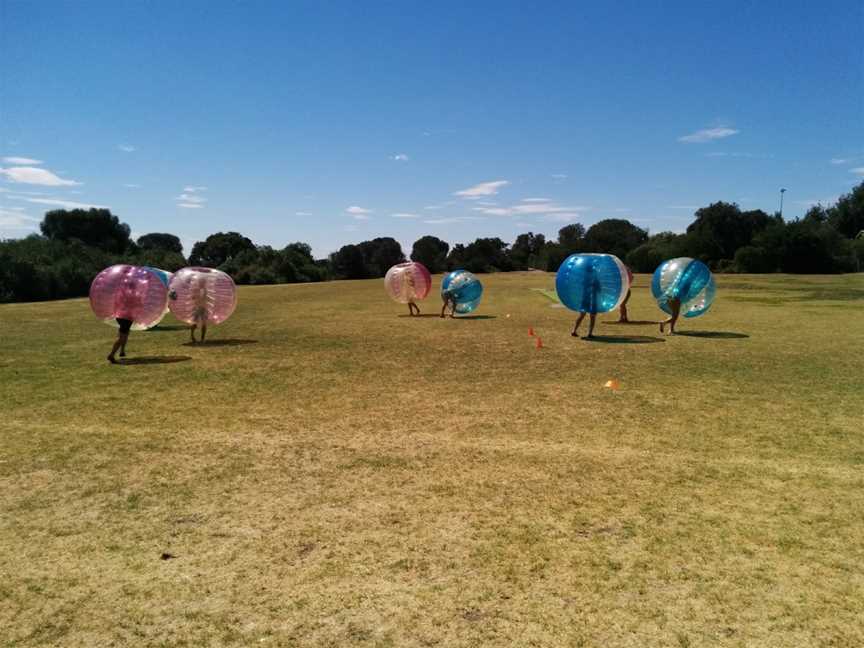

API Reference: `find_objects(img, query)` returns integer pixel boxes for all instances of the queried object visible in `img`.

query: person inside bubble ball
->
[440,289,457,318]
[571,275,602,339]
[189,279,210,343]
[617,285,632,323]
[659,297,682,335]
[107,317,132,364]
[405,271,421,316]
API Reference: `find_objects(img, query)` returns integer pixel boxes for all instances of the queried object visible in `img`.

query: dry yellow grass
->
[1,272,863,647]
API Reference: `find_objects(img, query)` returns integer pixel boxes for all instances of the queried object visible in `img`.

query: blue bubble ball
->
[555,253,631,314]
[441,270,483,314]
[651,257,716,318]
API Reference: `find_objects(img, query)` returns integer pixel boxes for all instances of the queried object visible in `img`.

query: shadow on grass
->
[119,355,192,365]
[584,335,665,344]
[455,315,497,320]
[676,330,749,339]
[603,320,659,326]
[147,325,188,331]
[397,314,443,318]
[182,338,259,347]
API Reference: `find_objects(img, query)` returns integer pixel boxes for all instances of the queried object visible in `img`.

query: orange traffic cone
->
[528,326,534,336]
[535,336,543,349]
[604,379,620,390]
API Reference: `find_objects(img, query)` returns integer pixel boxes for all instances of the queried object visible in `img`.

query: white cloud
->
[118,144,136,152]
[390,153,409,161]
[24,197,107,209]
[472,202,589,216]
[424,216,484,224]
[454,180,509,199]
[176,186,207,209]
[678,127,740,143]
[346,205,372,215]
[830,158,849,165]
[124,183,141,188]
[295,211,312,216]
[551,173,568,180]
[352,214,371,221]
[521,197,551,203]
[2,156,42,165]
[0,166,81,186]
[0,208,40,232]
[424,201,455,210]
[391,212,420,218]
[849,167,864,176]
[176,193,206,204]
[542,212,586,222]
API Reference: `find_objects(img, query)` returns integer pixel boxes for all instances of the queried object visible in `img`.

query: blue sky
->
[1,0,862,257]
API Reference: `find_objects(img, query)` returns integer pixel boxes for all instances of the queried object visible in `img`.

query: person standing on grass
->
[571,275,602,339]
[107,317,133,364]
[659,297,682,335]
[440,290,457,318]
[617,266,634,323]
[187,278,210,344]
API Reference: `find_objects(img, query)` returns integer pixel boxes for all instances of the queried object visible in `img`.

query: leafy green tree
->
[189,231,256,267]
[583,219,648,259]
[828,181,864,239]
[40,208,131,254]
[411,235,450,273]
[509,232,546,269]
[137,233,183,254]
[686,202,774,260]
[557,223,586,252]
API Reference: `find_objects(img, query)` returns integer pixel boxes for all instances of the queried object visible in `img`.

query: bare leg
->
[408,303,414,317]
[108,332,128,363]
[587,313,597,338]
[440,301,447,318]
[119,336,128,357]
[190,324,197,343]
[660,298,681,335]
[618,290,631,323]
[571,312,587,337]
[200,323,207,343]
[411,303,421,316]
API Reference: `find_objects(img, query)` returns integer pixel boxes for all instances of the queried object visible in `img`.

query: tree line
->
[1,182,862,303]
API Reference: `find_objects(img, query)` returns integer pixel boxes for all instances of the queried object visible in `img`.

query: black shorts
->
[116,318,133,333]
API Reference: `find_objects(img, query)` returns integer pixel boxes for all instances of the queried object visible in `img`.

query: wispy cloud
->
[424,201,455,210]
[23,197,108,209]
[0,166,81,186]
[118,144,136,152]
[521,197,551,203]
[0,208,40,232]
[423,216,484,225]
[542,212,585,223]
[849,167,864,176]
[705,151,770,158]
[295,211,312,216]
[454,180,509,199]
[176,185,207,209]
[391,212,420,219]
[472,201,589,217]
[346,205,372,219]
[124,183,141,188]
[2,156,42,165]
[830,158,849,165]
[551,173,568,180]
[678,127,739,143]
[390,153,409,161]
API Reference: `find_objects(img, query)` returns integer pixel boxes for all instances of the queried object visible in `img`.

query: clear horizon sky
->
[1,1,862,258]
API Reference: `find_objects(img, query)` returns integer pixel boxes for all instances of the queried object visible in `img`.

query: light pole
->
[779,188,786,219]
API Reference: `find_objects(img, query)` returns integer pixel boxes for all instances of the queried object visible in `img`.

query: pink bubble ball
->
[384,261,432,304]
[89,264,169,331]
[168,267,237,325]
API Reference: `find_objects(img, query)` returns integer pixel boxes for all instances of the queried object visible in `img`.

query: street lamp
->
[779,188,786,219]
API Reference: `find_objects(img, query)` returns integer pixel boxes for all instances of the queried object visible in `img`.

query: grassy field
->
[1,272,863,647]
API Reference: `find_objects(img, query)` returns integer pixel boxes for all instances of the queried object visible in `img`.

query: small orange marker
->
[535,336,543,349]
[604,379,620,390]
[528,326,534,336]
